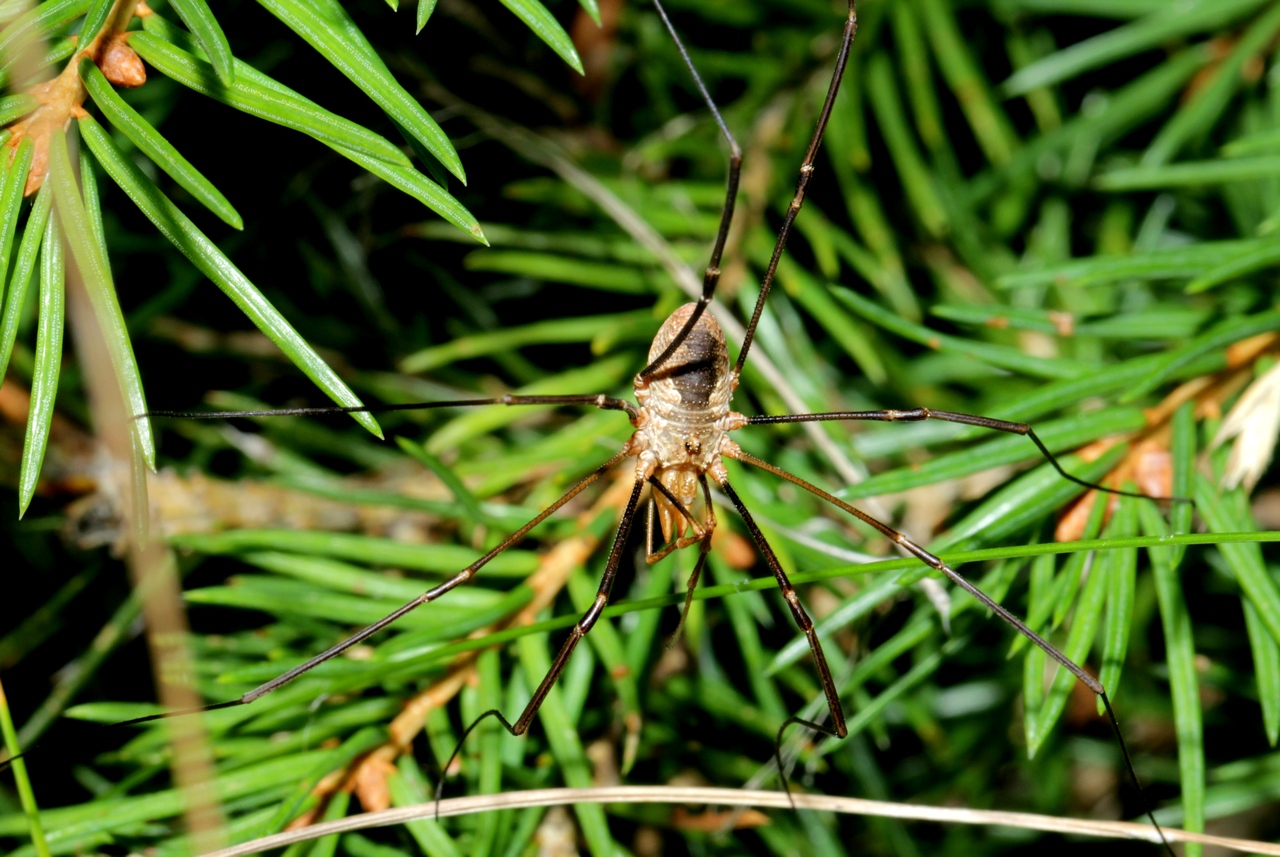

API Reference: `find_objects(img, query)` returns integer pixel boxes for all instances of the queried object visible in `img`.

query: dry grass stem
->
[195,785,1280,857]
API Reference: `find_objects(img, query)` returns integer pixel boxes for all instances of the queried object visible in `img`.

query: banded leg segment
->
[733,0,858,377]
[747,407,1177,501]
[727,447,1172,852]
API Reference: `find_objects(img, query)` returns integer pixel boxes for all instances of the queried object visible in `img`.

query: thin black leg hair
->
[432,706,518,819]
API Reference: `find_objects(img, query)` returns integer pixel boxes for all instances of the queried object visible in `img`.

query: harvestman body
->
[635,304,736,543]
[122,0,1178,850]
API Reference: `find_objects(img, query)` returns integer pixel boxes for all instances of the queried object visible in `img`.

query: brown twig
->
[6,0,146,194]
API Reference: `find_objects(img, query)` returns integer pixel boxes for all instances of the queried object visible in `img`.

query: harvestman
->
[133,0,1175,848]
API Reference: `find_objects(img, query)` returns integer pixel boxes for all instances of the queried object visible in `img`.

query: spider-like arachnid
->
[20,1,1280,855]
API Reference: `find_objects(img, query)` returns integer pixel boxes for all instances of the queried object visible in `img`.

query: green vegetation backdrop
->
[2,0,1280,854]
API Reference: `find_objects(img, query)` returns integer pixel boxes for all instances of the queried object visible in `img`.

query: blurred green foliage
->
[2,0,1280,854]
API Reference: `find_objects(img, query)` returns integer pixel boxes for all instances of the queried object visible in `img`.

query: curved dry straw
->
[196,786,1280,857]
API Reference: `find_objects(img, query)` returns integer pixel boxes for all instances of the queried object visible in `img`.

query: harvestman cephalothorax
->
[126,0,1182,849]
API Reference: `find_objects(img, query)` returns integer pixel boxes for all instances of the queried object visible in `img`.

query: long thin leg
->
[115,449,633,727]
[510,477,645,732]
[638,0,743,380]
[727,446,1174,854]
[667,475,716,648]
[140,393,639,422]
[717,474,846,809]
[717,476,846,741]
[733,0,858,378]
[746,407,1184,501]
[435,478,646,802]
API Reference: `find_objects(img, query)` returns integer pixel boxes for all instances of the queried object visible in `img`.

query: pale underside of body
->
[631,303,746,543]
